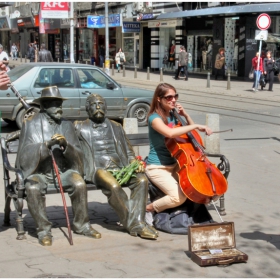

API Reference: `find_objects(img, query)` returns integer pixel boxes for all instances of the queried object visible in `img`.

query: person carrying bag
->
[115,47,126,73]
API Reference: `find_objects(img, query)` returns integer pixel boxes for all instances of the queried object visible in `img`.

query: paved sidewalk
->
[1,59,279,278]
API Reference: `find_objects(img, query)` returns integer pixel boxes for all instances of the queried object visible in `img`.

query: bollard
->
[20,53,22,62]
[86,60,88,64]
[134,66,137,79]
[227,72,231,90]
[78,60,80,64]
[94,62,96,66]
[123,65,126,77]
[207,72,210,88]
[103,63,105,71]
[160,68,163,82]
[64,59,66,63]
[57,58,59,62]
[112,64,114,76]
[25,55,27,63]
[147,67,150,80]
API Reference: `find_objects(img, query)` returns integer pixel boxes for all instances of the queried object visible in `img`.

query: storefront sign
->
[122,22,140,33]
[137,13,154,21]
[17,17,34,28]
[148,19,182,28]
[41,2,69,19]
[0,16,11,30]
[87,14,121,28]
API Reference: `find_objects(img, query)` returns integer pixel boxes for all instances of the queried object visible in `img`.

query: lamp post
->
[104,2,110,75]
[70,2,75,63]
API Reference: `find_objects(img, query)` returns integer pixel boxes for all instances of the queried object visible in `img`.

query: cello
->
[165,109,228,205]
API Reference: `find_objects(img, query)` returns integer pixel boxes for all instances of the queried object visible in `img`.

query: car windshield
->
[8,65,35,83]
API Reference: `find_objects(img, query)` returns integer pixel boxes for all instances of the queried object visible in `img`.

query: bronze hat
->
[34,86,67,103]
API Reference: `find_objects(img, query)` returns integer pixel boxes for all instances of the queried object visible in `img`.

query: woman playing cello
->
[145,83,213,220]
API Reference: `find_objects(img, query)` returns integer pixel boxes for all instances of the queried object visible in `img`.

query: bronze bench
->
[1,132,230,240]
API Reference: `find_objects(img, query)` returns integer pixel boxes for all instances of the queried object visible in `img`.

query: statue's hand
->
[52,134,67,150]
[46,134,67,150]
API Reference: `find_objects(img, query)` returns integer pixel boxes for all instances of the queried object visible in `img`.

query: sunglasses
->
[162,94,179,101]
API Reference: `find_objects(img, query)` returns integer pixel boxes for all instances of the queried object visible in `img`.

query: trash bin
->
[91,57,95,65]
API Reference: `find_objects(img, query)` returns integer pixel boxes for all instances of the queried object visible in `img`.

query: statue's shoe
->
[74,225,101,239]
[146,224,159,237]
[129,223,158,240]
[38,235,52,246]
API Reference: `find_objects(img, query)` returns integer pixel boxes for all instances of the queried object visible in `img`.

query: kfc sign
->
[41,2,69,19]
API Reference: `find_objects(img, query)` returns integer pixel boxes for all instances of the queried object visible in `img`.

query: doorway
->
[142,27,151,69]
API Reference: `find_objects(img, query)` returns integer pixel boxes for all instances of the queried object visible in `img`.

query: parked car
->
[1,63,154,129]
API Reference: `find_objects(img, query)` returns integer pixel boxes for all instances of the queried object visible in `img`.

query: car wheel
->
[2,118,16,126]
[128,103,150,127]
[16,106,40,129]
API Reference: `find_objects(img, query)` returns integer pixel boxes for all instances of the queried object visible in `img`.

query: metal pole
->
[70,2,75,63]
[112,64,114,76]
[160,67,163,82]
[20,53,22,62]
[255,40,262,91]
[104,2,110,76]
[227,72,231,90]
[57,58,59,62]
[147,67,150,80]
[123,65,126,77]
[134,66,137,79]
[207,72,210,88]
[103,62,105,72]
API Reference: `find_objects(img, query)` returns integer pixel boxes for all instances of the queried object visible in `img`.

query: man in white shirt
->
[0,44,10,72]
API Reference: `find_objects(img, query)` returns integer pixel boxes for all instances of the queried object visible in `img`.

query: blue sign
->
[122,21,140,33]
[87,14,121,28]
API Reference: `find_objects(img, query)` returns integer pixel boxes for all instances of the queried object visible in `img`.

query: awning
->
[266,34,280,43]
[157,3,280,19]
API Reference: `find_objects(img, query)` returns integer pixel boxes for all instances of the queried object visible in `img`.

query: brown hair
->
[147,83,177,125]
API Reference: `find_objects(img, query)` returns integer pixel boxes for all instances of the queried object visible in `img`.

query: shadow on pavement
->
[240,231,280,250]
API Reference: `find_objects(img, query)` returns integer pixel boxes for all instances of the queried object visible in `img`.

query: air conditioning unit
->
[133,2,144,11]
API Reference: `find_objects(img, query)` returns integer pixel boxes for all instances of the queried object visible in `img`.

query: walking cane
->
[49,149,73,245]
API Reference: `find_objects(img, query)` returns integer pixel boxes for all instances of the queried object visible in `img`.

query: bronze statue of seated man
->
[74,94,158,239]
[16,86,101,246]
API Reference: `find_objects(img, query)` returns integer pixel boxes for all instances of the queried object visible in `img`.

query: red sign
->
[41,2,69,19]
[256,13,271,30]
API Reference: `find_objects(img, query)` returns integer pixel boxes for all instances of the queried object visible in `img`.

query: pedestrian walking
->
[115,47,126,73]
[99,45,105,67]
[38,43,53,62]
[174,46,188,81]
[10,43,18,60]
[27,43,35,62]
[214,47,226,80]
[263,50,275,92]
[33,40,38,62]
[251,52,263,92]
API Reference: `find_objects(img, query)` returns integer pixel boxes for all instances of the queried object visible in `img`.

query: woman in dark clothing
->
[263,51,275,91]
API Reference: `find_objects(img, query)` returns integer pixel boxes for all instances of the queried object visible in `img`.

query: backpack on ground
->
[148,181,214,234]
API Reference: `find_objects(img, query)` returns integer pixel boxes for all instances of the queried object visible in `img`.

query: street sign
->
[256,13,271,30]
[255,30,268,40]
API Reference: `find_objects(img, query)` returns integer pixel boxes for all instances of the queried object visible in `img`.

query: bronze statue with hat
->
[15,86,101,246]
